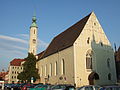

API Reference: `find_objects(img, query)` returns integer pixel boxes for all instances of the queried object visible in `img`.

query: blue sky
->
[0,0,120,71]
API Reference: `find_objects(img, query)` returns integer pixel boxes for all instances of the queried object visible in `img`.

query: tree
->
[17,53,40,82]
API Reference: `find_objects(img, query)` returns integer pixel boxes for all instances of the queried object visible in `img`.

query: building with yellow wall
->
[36,12,117,87]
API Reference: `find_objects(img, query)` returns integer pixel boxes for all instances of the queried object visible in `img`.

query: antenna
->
[33,3,36,17]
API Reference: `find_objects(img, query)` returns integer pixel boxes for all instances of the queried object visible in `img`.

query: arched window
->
[40,66,43,77]
[86,50,93,69]
[49,63,52,76]
[45,65,47,76]
[108,73,111,80]
[61,59,65,75]
[55,62,57,76]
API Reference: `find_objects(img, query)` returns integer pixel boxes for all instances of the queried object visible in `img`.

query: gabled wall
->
[74,12,117,87]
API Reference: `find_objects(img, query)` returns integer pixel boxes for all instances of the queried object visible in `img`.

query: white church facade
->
[36,12,117,87]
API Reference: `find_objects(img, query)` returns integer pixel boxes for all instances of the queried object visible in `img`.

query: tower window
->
[33,39,36,44]
[34,29,35,34]
[33,50,34,54]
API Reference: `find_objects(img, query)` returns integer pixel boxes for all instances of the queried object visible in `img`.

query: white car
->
[77,85,101,90]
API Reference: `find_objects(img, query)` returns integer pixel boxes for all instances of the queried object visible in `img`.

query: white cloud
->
[18,34,29,40]
[38,39,49,48]
[0,35,28,44]
[0,34,49,71]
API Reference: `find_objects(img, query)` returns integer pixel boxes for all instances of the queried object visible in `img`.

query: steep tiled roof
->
[40,13,91,59]
[37,51,45,59]
[10,59,25,66]
[0,72,8,79]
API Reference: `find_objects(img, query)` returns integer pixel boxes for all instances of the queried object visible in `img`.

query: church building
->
[36,12,117,87]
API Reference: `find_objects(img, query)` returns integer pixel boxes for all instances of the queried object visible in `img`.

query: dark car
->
[99,86,120,90]
[21,83,35,90]
[51,84,75,90]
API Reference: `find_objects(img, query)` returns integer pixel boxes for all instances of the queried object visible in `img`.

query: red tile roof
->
[0,72,8,79]
[10,59,25,66]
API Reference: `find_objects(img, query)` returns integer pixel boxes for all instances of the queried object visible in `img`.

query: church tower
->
[29,15,38,55]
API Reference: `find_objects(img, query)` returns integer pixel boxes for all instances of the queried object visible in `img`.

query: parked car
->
[21,83,35,90]
[77,85,101,90]
[29,84,53,90]
[99,86,120,90]
[51,84,75,90]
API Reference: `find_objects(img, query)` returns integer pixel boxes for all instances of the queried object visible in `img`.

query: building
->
[29,15,38,55]
[36,12,117,87]
[8,59,25,83]
[115,46,120,82]
[0,71,8,81]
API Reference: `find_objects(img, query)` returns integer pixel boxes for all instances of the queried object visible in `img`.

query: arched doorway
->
[88,72,99,85]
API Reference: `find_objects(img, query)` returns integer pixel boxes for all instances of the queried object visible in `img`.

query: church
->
[34,12,117,87]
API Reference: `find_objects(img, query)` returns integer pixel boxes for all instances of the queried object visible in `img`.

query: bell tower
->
[28,15,38,55]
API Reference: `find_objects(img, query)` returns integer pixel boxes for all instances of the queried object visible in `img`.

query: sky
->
[0,0,120,71]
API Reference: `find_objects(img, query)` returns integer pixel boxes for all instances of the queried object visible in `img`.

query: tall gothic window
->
[55,62,57,76]
[86,50,93,69]
[45,65,47,76]
[49,63,52,76]
[61,59,65,75]
[41,66,43,77]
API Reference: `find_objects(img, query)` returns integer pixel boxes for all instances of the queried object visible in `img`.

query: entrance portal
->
[88,72,99,85]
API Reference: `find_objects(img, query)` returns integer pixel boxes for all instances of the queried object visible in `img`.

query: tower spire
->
[29,15,38,55]
[30,15,38,28]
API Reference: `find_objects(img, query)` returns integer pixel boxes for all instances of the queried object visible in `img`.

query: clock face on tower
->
[33,39,36,44]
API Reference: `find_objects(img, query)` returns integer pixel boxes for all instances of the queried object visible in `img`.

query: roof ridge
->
[39,12,91,59]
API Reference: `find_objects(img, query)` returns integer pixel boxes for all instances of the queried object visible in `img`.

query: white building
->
[36,12,117,87]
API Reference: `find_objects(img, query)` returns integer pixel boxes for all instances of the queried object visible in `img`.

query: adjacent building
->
[36,12,117,87]
[8,59,25,83]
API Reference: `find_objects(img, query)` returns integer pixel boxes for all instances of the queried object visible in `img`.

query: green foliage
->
[17,53,40,82]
